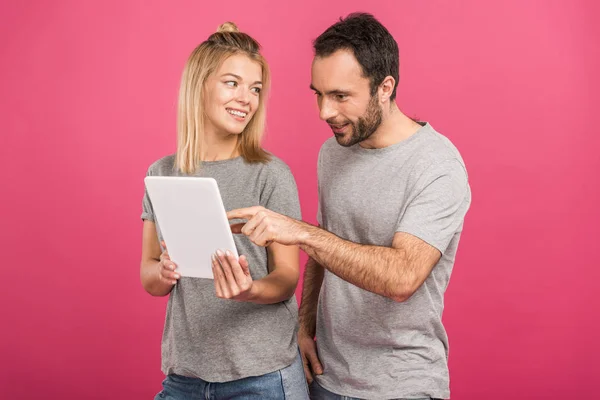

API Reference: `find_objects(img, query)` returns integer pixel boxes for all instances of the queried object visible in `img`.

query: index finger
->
[227,207,263,221]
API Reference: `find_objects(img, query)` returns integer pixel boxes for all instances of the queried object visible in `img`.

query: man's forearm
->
[226,207,426,301]
[298,224,415,301]
[298,257,324,337]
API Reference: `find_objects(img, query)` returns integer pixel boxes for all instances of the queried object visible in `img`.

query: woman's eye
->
[251,87,262,94]
[225,81,237,87]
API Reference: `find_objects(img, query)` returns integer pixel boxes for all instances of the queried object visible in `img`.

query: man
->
[227,13,471,400]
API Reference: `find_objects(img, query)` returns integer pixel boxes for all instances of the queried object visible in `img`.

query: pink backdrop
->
[1,1,598,399]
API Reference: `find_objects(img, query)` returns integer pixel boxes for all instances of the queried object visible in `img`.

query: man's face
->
[311,50,382,147]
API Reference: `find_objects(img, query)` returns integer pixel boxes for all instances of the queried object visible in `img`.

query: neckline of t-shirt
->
[350,122,431,155]
[199,155,244,167]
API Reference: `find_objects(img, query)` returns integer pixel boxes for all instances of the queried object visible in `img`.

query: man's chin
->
[334,133,359,147]
[334,135,350,147]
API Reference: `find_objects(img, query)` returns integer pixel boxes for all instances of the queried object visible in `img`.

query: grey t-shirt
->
[141,154,302,382]
[315,123,471,399]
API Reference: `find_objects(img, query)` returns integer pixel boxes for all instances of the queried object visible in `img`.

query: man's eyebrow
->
[310,84,350,96]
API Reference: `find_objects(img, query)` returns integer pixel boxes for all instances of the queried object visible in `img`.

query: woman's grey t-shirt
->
[141,154,302,382]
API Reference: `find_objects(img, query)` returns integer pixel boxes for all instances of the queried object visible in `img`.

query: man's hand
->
[227,206,309,247]
[298,329,323,384]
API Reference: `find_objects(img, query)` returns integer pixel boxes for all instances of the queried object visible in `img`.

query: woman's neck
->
[201,129,240,162]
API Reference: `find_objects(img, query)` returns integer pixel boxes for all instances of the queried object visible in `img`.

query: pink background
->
[1,1,598,399]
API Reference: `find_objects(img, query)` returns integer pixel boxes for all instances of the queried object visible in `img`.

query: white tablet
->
[144,176,239,279]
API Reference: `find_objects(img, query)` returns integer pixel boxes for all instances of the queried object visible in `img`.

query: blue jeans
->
[155,351,309,400]
[309,380,438,400]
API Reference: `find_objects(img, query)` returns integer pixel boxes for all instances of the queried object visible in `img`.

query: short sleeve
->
[141,167,155,222]
[261,162,302,221]
[396,159,471,253]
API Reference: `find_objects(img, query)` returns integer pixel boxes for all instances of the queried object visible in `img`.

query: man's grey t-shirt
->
[141,155,302,382]
[315,123,471,399]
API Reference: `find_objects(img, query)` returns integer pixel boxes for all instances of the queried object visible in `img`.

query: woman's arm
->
[212,242,300,304]
[140,220,181,296]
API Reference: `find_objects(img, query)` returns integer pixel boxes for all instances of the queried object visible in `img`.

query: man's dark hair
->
[313,13,400,101]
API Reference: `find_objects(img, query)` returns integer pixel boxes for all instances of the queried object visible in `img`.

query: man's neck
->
[359,103,423,149]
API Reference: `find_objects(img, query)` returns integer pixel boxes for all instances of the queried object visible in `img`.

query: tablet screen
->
[144,176,239,279]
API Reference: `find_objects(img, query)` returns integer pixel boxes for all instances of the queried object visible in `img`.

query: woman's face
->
[203,54,263,137]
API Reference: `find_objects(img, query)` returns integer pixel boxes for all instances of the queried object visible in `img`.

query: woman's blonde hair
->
[176,22,271,174]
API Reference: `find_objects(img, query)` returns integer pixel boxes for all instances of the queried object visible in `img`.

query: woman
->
[140,22,308,399]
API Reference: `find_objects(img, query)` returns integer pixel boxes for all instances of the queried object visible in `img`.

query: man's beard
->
[330,95,383,147]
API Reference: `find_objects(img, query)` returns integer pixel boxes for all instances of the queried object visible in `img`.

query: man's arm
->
[299,225,441,302]
[298,256,324,383]
[228,160,468,302]
[298,256,324,337]
[228,208,440,302]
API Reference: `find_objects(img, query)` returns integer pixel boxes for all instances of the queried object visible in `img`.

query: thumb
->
[230,223,245,234]
[160,241,169,253]
[308,353,323,375]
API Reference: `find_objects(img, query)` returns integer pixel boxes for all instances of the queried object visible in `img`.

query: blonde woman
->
[140,23,308,399]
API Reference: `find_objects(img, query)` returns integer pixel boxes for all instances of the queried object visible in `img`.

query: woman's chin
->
[216,125,245,137]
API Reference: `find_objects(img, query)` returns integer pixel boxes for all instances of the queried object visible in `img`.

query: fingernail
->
[216,249,224,257]
[225,250,231,256]
[174,274,180,279]
[211,254,216,262]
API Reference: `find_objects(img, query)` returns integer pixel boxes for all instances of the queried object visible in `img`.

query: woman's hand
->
[158,241,180,285]
[212,250,256,301]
